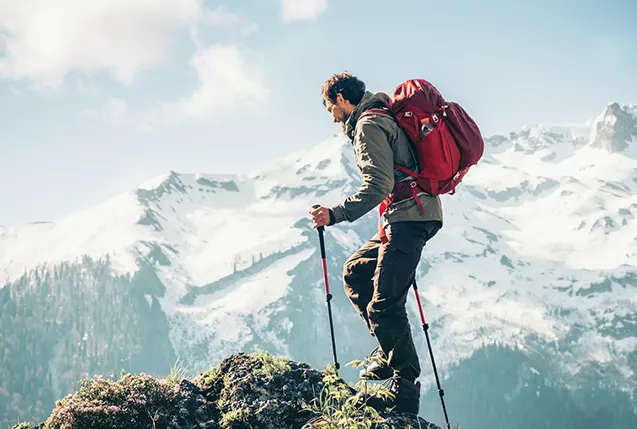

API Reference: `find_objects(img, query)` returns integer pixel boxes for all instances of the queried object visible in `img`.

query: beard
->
[340,112,350,134]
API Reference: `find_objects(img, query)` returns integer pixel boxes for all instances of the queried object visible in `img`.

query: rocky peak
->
[590,102,637,153]
[136,170,189,204]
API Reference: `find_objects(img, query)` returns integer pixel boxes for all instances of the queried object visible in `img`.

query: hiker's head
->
[321,72,365,129]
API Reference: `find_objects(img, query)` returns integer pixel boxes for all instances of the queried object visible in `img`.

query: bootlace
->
[379,373,400,395]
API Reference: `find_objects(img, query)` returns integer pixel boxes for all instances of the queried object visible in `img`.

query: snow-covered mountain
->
[1,101,636,428]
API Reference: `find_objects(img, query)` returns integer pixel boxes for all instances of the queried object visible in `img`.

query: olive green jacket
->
[330,91,444,227]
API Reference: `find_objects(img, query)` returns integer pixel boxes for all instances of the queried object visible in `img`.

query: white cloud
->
[202,6,259,36]
[155,44,269,122]
[79,42,269,129]
[0,1,269,123]
[83,98,127,122]
[0,0,203,88]
[74,79,102,96]
[281,0,327,22]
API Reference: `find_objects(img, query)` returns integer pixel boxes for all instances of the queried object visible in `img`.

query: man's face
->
[325,94,352,133]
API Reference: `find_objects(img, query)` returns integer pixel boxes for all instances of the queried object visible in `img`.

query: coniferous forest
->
[0,256,175,428]
[420,343,637,429]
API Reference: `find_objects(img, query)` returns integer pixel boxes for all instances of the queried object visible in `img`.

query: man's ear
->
[335,92,345,105]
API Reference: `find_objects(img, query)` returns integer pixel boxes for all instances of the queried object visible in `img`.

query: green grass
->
[167,356,189,384]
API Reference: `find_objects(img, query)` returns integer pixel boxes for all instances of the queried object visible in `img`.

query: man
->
[309,72,443,415]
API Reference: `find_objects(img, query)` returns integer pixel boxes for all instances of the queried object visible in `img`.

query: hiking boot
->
[359,346,393,381]
[354,375,421,415]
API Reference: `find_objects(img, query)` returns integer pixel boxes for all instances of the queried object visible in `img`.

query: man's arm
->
[330,119,394,224]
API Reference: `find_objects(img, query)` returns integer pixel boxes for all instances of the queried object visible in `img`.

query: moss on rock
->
[12,351,441,429]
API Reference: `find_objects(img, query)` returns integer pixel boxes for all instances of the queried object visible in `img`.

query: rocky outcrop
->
[12,352,441,429]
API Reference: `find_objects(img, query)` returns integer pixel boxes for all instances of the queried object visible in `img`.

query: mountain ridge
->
[1,101,637,428]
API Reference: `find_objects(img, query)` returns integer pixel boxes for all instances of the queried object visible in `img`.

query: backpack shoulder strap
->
[359,108,392,120]
[360,107,419,179]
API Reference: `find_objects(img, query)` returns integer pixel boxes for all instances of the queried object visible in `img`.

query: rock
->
[210,352,326,429]
[11,351,443,429]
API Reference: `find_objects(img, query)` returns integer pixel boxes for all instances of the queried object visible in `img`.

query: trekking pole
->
[311,204,340,375]
[412,279,451,429]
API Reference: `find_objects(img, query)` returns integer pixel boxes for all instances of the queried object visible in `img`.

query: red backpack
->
[362,79,484,196]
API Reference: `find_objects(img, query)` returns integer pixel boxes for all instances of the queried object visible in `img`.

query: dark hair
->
[321,72,366,106]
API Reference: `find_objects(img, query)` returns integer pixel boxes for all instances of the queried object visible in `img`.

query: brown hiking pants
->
[343,220,441,381]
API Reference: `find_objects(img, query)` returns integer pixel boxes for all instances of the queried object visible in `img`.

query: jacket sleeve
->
[330,119,395,224]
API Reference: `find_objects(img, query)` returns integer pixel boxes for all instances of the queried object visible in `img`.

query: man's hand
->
[310,205,332,229]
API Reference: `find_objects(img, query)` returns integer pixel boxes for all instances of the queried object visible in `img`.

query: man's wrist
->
[330,205,346,224]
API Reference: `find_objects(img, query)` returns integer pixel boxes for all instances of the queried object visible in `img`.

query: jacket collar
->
[344,91,389,140]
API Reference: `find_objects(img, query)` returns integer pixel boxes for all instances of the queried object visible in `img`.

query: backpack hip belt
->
[383,178,426,214]
[378,179,426,244]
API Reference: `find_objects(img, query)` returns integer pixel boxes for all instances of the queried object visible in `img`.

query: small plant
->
[220,408,251,428]
[302,356,394,429]
[167,356,189,384]
[348,355,396,405]
[253,350,291,380]
[193,366,223,390]
[43,373,179,429]
[349,351,390,381]
[10,423,34,429]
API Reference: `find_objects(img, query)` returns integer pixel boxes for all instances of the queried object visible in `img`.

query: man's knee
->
[342,255,356,288]
[340,255,358,302]
[367,300,409,334]
[343,250,369,284]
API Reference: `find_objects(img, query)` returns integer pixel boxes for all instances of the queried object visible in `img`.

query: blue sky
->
[1,0,635,226]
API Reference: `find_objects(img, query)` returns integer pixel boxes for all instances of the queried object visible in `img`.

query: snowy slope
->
[0,136,356,287]
[416,102,637,389]
[1,102,636,394]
